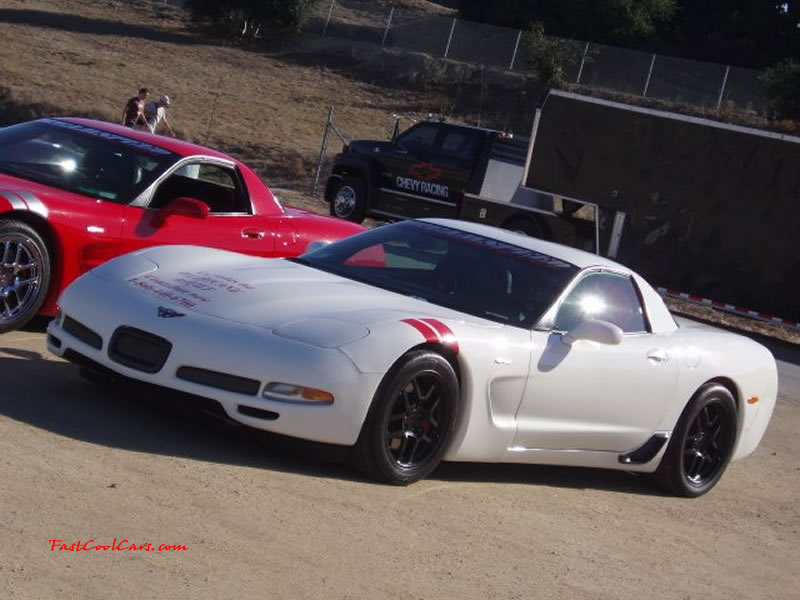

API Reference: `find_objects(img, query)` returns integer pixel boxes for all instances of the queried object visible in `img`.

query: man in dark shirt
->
[121,88,149,128]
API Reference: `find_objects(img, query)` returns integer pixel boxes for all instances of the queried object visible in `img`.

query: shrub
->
[185,0,316,39]
[761,59,800,120]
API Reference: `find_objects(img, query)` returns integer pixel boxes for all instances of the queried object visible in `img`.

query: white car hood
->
[104,246,471,334]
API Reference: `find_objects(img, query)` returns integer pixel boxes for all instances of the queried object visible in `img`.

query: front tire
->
[329,176,367,224]
[654,384,737,497]
[352,351,459,485]
[0,220,51,333]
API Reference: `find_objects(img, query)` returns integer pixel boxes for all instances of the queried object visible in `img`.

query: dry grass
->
[0,0,796,345]
[0,0,436,189]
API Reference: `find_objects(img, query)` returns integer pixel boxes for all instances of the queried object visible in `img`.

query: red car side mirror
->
[153,197,210,227]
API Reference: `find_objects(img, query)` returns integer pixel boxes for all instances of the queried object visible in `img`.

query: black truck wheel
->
[329,176,367,224]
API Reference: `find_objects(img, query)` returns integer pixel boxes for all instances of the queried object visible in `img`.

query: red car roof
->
[60,118,234,161]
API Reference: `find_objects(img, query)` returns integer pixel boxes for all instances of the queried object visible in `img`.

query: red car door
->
[120,160,278,257]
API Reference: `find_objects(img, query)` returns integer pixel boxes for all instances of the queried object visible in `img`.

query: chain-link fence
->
[127,0,769,115]
[307,0,768,115]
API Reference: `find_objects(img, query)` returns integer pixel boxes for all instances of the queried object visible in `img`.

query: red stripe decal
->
[402,318,460,354]
[402,318,440,344]
[420,318,460,354]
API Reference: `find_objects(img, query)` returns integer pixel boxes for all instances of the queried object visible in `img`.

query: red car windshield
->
[0,119,178,204]
[294,220,579,328]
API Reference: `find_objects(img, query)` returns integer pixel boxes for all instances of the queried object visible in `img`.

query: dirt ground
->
[2,328,800,600]
[1,4,800,597]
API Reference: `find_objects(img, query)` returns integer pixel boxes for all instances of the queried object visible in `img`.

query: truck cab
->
[325,120,523,224]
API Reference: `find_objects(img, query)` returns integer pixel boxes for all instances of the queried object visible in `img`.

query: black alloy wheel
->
[654,384,737,497]
[353,350,459,485]
[386,372,447,468]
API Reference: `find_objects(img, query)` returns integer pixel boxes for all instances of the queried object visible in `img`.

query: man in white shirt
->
[143,94,175,136]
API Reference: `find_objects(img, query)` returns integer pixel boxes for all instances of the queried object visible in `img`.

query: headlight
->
[263,382,334,405]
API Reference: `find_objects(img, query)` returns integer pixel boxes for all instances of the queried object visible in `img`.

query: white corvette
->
[47,219,777,496]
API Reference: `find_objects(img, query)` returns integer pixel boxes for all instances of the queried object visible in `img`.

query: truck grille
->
[109,327,172,374]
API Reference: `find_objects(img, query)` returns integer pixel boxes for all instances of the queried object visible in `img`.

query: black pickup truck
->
[323,119,564,237]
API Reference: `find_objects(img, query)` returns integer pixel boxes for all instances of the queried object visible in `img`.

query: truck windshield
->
[0,119,178,204]
[293,220,579,328]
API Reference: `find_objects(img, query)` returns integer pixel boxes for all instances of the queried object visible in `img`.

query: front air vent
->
[109,327,172,374]
[237,405,279,421]
[177,366,260,396]
[62,315,102,350]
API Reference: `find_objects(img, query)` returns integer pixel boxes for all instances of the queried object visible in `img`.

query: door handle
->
[241,228,266,240]
[646,349,668,364]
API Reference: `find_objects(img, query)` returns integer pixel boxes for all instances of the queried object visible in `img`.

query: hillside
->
[0,0,457,207]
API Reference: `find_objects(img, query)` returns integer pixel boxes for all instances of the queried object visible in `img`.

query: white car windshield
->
[294,220,579,328]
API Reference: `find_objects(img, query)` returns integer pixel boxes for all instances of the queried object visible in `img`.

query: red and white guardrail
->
[656,287,800,331]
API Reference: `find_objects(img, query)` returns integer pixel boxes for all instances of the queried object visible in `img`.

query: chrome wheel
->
[0,233,43,323]
[333,185,357,218]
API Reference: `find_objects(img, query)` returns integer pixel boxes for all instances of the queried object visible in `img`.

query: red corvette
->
[0,118,364,332]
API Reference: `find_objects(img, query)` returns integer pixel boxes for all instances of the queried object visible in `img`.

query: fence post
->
[643,53,656,97]
[381,7,395,48]
[717,65,731,109]
[444,18,457,58]
[321,0,335,37]
[576,41,590,84]
[312,107,334,198]
[509,30,522,70]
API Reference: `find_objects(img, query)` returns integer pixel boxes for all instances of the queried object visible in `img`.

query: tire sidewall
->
[660,385,737,497]
[330,177,366,223]
[358,351,459,485]
[0,220,51,333]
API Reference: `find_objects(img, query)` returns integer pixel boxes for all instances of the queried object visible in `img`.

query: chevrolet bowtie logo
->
[158,306,186,318]
[408,162,442,182]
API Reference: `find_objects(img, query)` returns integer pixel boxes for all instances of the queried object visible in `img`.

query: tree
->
[662,1,800,68]
[761,59,800,119]
[527,22,583,89]
[457,1,800,68]
[458,0,675,45]
[186,0,316,38]
[596,0,675,43]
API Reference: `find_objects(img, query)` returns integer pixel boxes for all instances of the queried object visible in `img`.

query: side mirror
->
[562,319,623,346]
[153,197,209,227]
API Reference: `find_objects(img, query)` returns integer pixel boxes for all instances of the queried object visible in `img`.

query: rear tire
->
[352,350,459,485]
[653,384,737,497]
[0,220,51,333]
[329,176,367,224]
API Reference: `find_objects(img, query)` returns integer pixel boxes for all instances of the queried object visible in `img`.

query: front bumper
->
[47,275,382,447]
